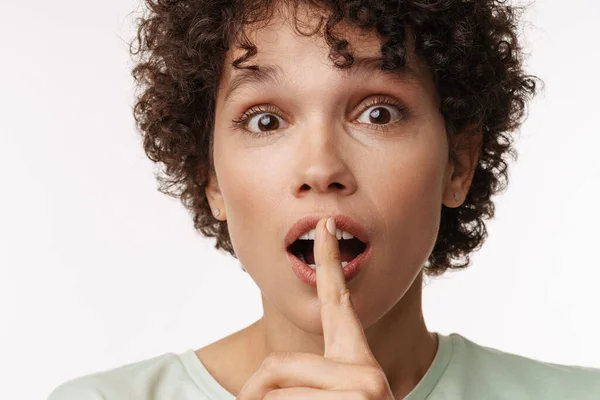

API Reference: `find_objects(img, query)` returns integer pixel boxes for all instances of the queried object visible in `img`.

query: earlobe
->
[205,170,226,220]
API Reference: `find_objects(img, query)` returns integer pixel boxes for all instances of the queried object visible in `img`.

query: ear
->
[442,127,482,208]
[205,169,226,220]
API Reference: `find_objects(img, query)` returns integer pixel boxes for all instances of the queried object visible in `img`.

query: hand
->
[236,217,395,399]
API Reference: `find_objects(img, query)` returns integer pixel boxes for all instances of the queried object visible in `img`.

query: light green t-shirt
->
[48,332,600,399]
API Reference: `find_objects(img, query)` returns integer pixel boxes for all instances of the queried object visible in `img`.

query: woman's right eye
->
[231,104,290,136]
[246,113,289,133]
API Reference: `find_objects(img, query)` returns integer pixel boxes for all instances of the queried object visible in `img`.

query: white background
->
[1,0,599,398]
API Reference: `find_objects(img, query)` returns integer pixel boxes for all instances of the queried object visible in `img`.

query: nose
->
[290,122,358,198]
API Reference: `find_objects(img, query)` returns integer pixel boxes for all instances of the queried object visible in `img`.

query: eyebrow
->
[222,57,420,105]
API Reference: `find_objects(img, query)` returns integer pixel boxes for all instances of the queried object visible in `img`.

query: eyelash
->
[230,95,409,137]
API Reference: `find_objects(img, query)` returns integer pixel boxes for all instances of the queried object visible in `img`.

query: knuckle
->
[339,288,353,306]
[320,288,352,308]
[263,389,283,400]
[363,367,389,397]
[326,247,339,260]
[349,391,370,400]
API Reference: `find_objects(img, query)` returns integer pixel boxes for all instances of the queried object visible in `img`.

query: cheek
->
[214,139,286,267]
[372,136,447,266]
[401,160,445,256]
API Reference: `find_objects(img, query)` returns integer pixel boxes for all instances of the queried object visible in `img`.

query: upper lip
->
[284,214,370,250]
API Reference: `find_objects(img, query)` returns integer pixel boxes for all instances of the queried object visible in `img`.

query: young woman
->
[49,0,600,399]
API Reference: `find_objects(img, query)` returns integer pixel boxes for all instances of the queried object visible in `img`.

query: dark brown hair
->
[130,0,540,276]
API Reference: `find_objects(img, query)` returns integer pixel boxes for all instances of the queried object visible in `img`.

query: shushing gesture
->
[236,217,396,399]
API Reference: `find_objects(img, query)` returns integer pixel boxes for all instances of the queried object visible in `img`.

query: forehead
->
[217,4,436,105]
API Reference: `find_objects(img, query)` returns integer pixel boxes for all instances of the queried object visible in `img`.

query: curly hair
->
[129,0,540,276]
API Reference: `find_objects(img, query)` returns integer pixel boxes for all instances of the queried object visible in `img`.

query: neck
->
[245,271,438,398]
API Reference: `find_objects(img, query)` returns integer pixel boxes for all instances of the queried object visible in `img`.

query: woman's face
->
[208,9,455,334]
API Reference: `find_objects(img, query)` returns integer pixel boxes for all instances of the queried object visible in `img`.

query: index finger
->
[314,217,376,365]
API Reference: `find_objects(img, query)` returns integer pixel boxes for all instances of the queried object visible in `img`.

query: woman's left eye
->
[356,104,403,126]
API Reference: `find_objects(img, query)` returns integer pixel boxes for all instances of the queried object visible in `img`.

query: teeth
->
[306,261,349,270]
[298,228,354,241]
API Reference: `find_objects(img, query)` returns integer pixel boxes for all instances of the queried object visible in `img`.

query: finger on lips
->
[315,217,377,366]
[236,217,392,400]
[314,217,347,308]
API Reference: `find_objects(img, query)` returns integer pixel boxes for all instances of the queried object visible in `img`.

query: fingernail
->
[326,217,336,236]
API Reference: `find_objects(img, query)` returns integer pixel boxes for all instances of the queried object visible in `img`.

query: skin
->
[237,217,395,399]
[201,3,481,399]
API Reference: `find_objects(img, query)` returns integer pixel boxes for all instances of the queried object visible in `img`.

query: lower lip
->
[287,245,372,287]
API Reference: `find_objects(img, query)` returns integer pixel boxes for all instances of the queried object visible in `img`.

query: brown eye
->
[248,113,286,132]
[357,105,398,125]
[369,107,391,124]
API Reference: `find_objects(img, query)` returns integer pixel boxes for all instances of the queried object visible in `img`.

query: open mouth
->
[287,236,368,267]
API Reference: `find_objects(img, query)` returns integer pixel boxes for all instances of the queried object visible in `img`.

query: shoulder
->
[47,351,208,400]
[47,377,105,400]
[443,333,600,399]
